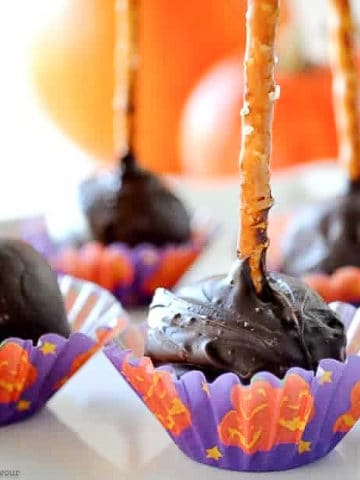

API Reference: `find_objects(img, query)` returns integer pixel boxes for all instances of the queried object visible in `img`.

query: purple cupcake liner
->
[0,275,130,426]
[21,212,217,307]
[103,302,360,472]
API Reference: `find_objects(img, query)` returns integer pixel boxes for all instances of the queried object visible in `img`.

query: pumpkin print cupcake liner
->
[0,274,133,426]
[104,302,360,472]
[22,212,216,307]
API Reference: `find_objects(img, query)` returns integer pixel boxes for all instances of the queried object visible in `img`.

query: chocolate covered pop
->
[81,0,191,247]
[0,238,70,342]
[145,0,346,383]
[281,0,360,276]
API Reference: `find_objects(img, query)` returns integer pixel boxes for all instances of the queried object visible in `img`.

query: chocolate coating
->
[0,239,70,342]
[80,152,192,247]
[281,187,360,276]
[146,259,346,382]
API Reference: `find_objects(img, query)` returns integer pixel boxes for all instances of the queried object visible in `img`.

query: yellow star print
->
[298,440,311,454]
[17,400,31,411]
[206,446,223,461]
[319,371,332,385]
[202,381,211,397]
[40,342,57,355]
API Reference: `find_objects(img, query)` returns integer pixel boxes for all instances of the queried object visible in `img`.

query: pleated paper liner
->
[22,212,216,307]
[104,302,360,472]
[0,274,132,426]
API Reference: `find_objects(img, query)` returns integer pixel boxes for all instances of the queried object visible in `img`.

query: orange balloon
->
[179,57,339,176]
[29,0,247,172]
[30,1,115,163]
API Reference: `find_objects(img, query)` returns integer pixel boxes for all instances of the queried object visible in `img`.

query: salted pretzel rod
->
[113,0,139,158]
[328,0,360,182]
[238,0,280,293]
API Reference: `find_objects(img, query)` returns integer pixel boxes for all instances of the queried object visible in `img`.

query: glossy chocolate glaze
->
[281,184,360,276]
[146,259,346,382]
[0,239,70,342]
[80,152,191,247]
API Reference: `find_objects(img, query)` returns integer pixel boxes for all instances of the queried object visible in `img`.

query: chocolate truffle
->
[80,152,192,247]
[280,186,360,276]
[146,259,346,383]
[0,238,70,342]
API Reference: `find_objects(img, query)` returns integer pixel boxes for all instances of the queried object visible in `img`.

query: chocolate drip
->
[146,259,346,382]
[120,150,137,172]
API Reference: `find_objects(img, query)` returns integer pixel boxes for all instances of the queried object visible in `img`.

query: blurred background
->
[1,0,360,227]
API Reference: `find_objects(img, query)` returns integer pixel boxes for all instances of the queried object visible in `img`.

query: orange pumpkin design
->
[0,343,37,404]
[218,375,313,454]
[143,247,198,294]
[304,267,360,304]
[122,356,191,436]
[333,381,360,433]
[54,243,135,292]
[55,344,99,390]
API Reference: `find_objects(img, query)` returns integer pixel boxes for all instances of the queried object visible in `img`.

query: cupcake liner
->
[22,212,216,307]
[302,268,360,306]
[0,274,132,426]
[104,302,360,472]
[267,213,360,305]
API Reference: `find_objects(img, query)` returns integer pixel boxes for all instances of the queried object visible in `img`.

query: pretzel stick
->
[328,0,360,182]
[113,0,139,159]
[238,0,280,294]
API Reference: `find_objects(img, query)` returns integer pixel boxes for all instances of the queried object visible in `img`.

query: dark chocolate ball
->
[146,259,346,383]
[281,189,360,276]
[80,152,192,247]
[0,238,70,342]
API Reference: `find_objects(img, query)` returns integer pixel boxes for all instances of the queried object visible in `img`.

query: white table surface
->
[0,163,359,479]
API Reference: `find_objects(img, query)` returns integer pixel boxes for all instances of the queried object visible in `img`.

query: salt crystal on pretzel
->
[113,0,139,157]
[328,0,360,182]
[238,0,280,293]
